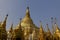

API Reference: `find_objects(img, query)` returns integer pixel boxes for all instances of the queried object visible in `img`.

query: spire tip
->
[6,14,8,17]
[27,6,29,9]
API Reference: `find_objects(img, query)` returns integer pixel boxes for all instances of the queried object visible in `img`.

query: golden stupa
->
[21,7,33,24]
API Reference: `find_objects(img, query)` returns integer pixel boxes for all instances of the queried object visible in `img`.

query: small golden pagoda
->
[54,23,60,40]
[39,21,45,40]
[0,14,8,40]
[45,24,53,40]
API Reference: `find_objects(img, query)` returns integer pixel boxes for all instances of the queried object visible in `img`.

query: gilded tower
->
[21,6,39,40]
[54,18,60,40]
[39,21,45,40]
[45,24,53,40]
[0,14,8,40]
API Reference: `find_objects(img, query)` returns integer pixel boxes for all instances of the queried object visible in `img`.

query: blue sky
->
[0,0,60,30]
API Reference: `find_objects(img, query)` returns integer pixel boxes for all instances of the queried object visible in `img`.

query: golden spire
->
[54,17,60,38]
[54,23,60,37]
[39,21,45,40]
[51,17,54,34]
[1,14,8,28]
[16,18,22,29]
[25,7,30,17]
[46,24,52,38]
[39,21,44,32]
[46,24,50,33]
[9,23,13,33]
[54,18,60,32]
[19,18,22,29]
[55,23,60,32]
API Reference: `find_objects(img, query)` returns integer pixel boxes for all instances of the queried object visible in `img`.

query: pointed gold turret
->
[55,23,60,33]
[54,23,60,38]
[25,7,30,18]
[54,18,60,38]
[51,17,55,34]
[9,23,13,33]
[15,18,22,29]
[0,14,8,40]
[46,24,51,34]
[39,21,44,33]
[1,14,8,29]
[39,21,45,40]
[54,18,60,33]
[19,18,22,28]
[45,24,53,40]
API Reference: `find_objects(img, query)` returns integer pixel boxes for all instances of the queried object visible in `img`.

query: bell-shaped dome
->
[21,7,33,25]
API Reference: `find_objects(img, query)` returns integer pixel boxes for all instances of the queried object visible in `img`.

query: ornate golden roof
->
[21,7,33,25]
